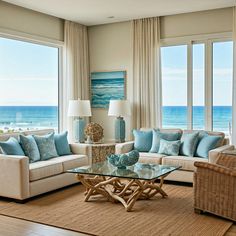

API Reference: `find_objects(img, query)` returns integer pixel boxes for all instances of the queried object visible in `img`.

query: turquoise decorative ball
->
[107,150,139,169]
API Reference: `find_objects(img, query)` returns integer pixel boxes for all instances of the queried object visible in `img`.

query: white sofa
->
[0,129,91,200]
[116,128,234,183]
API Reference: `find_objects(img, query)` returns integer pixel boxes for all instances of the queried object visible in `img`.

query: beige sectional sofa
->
[0,129,91,200]
[116,128,234,183]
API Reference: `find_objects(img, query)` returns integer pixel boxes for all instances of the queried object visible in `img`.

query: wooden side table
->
[86,143,116,164]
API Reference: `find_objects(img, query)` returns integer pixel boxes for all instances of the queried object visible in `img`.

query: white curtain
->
[62,21,90,140]
[232,7,236,144]
[132,17,162,129]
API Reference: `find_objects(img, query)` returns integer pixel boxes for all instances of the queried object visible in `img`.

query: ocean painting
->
[91,71,126,108]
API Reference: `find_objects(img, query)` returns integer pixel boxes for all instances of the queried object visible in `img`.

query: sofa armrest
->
[0,154,30,200]
[115,141,134,154]
[209,145,234,164]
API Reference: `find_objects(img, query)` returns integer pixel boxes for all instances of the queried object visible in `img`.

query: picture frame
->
[90,70,126,109]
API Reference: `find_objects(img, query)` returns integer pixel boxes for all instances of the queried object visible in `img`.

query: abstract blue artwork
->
[91,71,126,108]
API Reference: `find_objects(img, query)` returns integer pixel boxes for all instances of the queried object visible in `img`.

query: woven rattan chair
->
[194,150,236,221]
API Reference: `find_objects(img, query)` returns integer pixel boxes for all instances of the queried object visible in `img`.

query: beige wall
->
[160,7,233,39]
[88,21,133,141]
[88,7,233,141]
[0,1,64,41]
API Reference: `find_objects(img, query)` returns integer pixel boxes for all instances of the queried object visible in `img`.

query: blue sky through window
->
[0,37,58,106]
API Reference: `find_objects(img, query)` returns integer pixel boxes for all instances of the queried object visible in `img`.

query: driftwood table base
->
[77,174,168,212]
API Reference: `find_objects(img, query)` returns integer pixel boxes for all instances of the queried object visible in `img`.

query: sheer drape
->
[132,17,162,129]
[62,21,90,140]
[232,7,236,144]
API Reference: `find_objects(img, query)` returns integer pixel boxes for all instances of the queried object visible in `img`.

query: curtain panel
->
[132,17,162,129]
[232,7,236,144]
[62,21,90,140]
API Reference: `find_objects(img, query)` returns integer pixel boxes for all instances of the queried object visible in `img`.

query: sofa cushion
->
[29,161,63,181]
[162,156,208,171]
[183,130,225,147]
[150,129,181,153]
[19,134,40,163]
[180,132,199,157]
[33,133,58,160]
[195,134,222,158]
[138,152,166,164]
[0,137,25,156]
[159,139,181,156]
[48,155,88,171]
[54,131,72,156]
[133,129,153,152]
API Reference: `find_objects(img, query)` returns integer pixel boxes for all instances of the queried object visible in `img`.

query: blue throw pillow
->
[0,137,25,156]
[19,134,40,163]
[133,130,152,152]
[33,133,58,161]
[150,130,181,153]
[158,139,181,156]
[180,132,199,157]
[54,131,72,156]
[195,134,222,158]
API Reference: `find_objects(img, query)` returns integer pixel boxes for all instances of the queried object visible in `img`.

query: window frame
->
[0,31,63,132]
[160,32,233,132]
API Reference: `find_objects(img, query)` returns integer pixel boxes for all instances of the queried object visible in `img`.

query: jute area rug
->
[0,184,232,236]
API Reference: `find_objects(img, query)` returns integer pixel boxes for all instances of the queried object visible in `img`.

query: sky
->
[0,37,58,106]
[0,37,233,106]
[161,41,233,106]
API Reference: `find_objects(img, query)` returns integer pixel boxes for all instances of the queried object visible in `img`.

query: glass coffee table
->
[67,161,181,212]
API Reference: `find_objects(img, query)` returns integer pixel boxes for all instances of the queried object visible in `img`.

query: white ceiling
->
[3,0,236,26]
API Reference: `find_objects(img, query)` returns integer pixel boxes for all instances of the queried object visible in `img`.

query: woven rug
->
[0,184,232,236]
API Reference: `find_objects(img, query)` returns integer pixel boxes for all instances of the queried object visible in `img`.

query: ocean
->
[0,106,231,134]
[0,106,58,132]
[162,106,232,133]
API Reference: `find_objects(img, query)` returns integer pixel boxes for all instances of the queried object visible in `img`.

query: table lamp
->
[68,99,92,143]
[108,100,131,143]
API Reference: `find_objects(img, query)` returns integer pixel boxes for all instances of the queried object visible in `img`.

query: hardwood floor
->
[0,215,89,236]
[0,215,234,236]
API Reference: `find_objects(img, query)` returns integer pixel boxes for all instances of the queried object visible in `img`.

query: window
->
[160,39,233,134]
[0,37,59,133]
[212,41,233,134]
[192,44,205,130]
[161,45,188,129]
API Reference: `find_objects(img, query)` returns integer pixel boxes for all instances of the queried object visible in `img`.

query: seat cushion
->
[138,152,166,164]
[48,155,88,171]
[162,156,208,171]
[29,161,63,182]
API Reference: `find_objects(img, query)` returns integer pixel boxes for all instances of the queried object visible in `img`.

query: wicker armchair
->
[194,150,236,221]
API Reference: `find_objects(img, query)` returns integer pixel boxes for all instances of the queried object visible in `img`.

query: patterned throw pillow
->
[19,134,40,163]
[54,131,71,156]
[158,139,181,156]
[133,129,153,152]
[179,132,199,157]
[33,133,58,160]
[0,137,25,156]
[149,129,181,153]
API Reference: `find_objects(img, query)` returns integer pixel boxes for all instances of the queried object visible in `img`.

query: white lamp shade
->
[68,100,92,117]
[108,100,131,117]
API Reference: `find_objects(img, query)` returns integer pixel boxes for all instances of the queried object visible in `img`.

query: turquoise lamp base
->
[74,118,85,143]
[115,117,125,143]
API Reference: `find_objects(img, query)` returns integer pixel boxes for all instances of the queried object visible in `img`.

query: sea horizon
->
[0,105,231,134]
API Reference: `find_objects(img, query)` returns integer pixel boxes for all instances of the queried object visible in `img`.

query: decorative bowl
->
[107,150,139,169]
